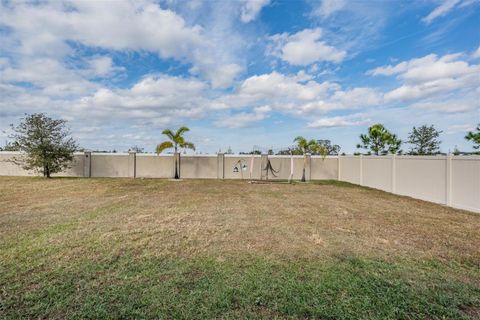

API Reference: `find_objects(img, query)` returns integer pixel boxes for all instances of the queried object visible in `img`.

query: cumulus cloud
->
[240,0,270,23]
[0,0,241,88]
[216,72,381,118]
[1,58,97,96]
[269,28,347,65]
[72,75,211,121]
[369,53,480,102]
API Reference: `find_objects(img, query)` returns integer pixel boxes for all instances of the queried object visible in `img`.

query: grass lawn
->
[0,177,479,319]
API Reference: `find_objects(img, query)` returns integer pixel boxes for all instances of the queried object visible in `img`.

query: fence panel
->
[180,155,218,179]
[451,157,480,212]
[339,156,361,184]
[136,154,174,178]
[362,156,393,192]
[91,154,129,178]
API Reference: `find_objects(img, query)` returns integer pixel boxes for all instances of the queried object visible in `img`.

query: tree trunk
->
[174,156,179,179]
[301,155,306,182]
[45,165,51,178]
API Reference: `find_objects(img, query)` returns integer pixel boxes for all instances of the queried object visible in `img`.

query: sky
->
[0,0,479,154]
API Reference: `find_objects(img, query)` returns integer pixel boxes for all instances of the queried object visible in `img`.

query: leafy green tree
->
[155,127,195,179]
[9,113,78,177]
[357,124,402,155]
[316,139,341,155]
[407,125,442,155]
[293,136,322,182]
[465,124,480,150]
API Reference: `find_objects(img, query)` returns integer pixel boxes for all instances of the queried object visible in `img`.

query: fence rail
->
[1,152,478,213]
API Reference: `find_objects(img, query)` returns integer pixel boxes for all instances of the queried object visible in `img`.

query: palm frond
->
[175,126,190,139]
[180,141,195,151]
[293,136,305,143]
[156,141,173,154]
[162,129,175,141]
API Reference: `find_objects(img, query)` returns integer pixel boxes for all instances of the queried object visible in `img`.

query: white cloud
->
[240,0,270,23]
[215,105,271,128]
[269,28,347,65]
[422,0,478,24]
[87,56,124,78]
[0,74,214,131]
[369,53,480,102]
[422,0,461,24]
[237,71,337,102]
[314,0,346,18]
[1,58,97,96]
[307,114,369,128]
[216,72,380,118]
[0,0,242,87]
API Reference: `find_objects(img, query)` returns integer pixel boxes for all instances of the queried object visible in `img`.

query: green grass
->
[2,253,479,319]
[0,177,479,319]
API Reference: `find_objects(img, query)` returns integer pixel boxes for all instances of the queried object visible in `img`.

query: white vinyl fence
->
[339,155,480,213]
[1,151,479,213]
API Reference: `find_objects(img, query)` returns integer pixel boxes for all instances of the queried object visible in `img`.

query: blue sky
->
[0,0,479,153]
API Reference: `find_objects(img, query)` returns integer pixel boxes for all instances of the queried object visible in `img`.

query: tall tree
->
[357,124,402,155]
[156,127,195,179]
[293,136,320,182]
[465,124,480,150]
[407,125,442,155]
[9,113,78,177]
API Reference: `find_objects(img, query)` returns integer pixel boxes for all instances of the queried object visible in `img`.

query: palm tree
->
[156,127,195,179]
[293,136,320,182]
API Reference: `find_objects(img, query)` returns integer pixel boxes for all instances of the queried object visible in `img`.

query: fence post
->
[359,155,364,186]
[305,154,311,181]
[260,154,268,180]
[391,154,396,193]
[337,155,341,181]
[83,152,91,178]
[217,153,225,179]
[128,151,136,178]
[446,154,452,206]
